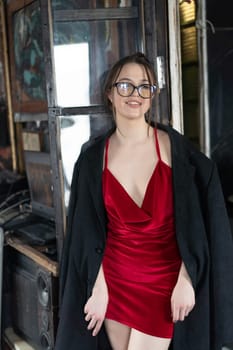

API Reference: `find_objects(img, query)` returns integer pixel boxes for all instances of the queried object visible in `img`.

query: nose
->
[131,86,140,97]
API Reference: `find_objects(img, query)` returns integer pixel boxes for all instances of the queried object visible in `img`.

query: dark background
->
[207,0,233,207]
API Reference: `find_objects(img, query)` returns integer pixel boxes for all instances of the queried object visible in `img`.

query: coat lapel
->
[165,125,198,286]
[85,129,115,233]
[159,124,196,214]
[172,153,196,234]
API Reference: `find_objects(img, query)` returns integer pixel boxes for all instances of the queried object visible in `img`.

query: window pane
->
[59,114,113,206]
[13,1,46,102]
[53,19,139,107]
[52,0,134,10]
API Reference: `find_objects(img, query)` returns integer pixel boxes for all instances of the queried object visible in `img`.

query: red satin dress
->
[102,128,181,338]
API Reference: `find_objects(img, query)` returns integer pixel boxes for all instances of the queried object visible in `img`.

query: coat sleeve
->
[205,163,233,346]
[59,137,99,303]
[55,140,112,350]
[171,155,233,350]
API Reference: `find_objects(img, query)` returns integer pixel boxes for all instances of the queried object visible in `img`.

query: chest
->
[109,153,157,208]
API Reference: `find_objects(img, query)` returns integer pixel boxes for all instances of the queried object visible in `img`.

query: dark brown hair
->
[103,52,158,124]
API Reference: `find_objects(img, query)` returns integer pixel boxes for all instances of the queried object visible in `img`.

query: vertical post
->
[41,0,66,263]
[0,0,17,171]
[0,227,4,348]
[197,0,210,156]
[167,0,184,133]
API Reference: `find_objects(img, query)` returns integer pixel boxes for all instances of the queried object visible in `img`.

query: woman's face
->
[108,63,153,123]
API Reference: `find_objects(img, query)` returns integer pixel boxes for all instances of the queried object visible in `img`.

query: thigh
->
[104,319,131,350]
[128,328,171,350]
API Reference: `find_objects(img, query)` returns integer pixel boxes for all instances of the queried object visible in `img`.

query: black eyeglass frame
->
[112,82,157,99]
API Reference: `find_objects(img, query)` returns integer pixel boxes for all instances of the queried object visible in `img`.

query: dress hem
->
[104,316,173,339]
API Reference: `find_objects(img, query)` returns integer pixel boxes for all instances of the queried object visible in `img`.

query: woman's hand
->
[171,262,195,322]
[84,265,108,336]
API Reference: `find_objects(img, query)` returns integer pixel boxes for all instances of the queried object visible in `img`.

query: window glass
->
[53,19,139,107]
[13,0,46,103]
[60,114,113,206]
[52,0,134,10]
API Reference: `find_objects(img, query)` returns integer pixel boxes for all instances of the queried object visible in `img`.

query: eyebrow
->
[117,77,150,83]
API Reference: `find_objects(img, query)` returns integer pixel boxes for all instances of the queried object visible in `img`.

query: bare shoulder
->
[157,128,172,167]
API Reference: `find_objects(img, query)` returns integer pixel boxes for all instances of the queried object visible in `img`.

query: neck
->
[115,118,153,144]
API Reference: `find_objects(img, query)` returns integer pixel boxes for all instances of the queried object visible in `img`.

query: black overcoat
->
[55,123,233,350]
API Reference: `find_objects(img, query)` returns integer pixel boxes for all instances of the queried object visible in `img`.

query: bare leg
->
[105,319,131,350]
[128,328,171,350]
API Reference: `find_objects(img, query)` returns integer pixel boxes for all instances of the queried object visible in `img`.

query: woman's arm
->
[84,264,109,336]
[171,261,195,322]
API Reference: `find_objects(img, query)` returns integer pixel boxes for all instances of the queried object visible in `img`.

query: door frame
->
[42,0,179,262]
[167,0,184,133]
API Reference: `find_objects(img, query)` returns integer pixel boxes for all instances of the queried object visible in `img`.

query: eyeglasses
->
[112,82,157,99]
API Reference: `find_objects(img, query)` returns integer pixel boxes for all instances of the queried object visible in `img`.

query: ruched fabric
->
[102,129,181,338]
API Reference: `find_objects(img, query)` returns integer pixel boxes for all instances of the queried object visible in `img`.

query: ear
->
[107,91,113,104]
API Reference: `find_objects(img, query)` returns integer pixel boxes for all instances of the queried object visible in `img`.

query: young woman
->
[55,53,233,350]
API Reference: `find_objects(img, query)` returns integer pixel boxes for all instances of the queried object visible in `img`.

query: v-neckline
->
[104,128,162,210]
[105,161,160,210]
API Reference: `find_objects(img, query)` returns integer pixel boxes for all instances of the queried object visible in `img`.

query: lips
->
[126,99,142,106]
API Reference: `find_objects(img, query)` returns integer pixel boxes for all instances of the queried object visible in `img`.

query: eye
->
[119,82,132,90]
[141,84,152,90]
